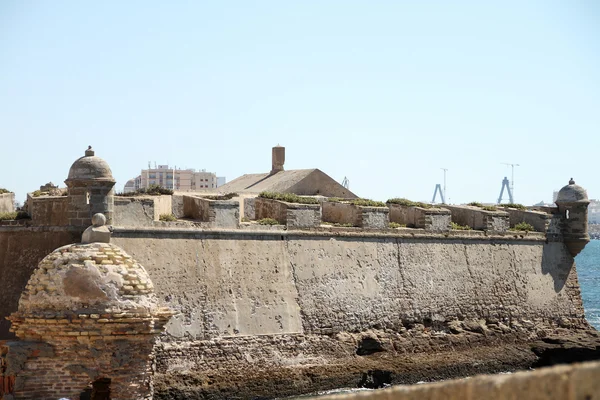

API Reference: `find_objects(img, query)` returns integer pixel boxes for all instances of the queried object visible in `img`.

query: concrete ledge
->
[316,360,600,400]
[111,226,547,241]
[444,205,510,232]
[388,203,451,231]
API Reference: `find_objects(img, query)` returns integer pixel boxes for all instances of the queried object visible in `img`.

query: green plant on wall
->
[257,218,280,225]
[451,222,471,230]
[511,222,535,232]
[159,214,177,222]
[258,192,319,205]
[386,198,432,209]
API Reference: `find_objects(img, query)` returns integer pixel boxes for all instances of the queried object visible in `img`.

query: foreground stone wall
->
[317,360,600,400]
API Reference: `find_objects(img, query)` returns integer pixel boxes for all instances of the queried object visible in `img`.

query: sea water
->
[576,239,600,329]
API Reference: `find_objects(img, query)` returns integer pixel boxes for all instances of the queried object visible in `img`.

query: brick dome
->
[65,146,115,183]
[16,242,159,318]
[555,179,588,203]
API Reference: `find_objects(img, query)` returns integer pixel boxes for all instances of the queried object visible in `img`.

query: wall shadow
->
[541,242,573,293]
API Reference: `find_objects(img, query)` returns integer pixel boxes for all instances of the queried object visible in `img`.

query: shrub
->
[0,188,11,194]
[468,202,483,207]
[31,190,44,197]
[241,217,250,223]
[348,198,386,207]
[482,206,498,211]
[117,184,174,197]
[203,193,238,201]
[389,222,406,228]
[451,222,471,230]
[257,218,280,225]
[159,214,177,222]
[15,211,31,220]
[0,212,18,221]
[258,192,319,205]
[501,203,527,210]
[511,222,535,232]
[386,198,432,209]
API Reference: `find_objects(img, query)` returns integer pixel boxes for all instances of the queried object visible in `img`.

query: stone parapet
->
[388,203,451,231]
[183,195,239,228]
[27,195,68,226]
[444,205,509,232]
[0,192,14,213]
[500,206,552,232]
[255,198,321,228]
[322,201,389,229]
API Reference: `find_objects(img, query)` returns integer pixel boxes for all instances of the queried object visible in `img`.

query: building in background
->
[123,164,223,193]
[589,199,600,224]
[217,177,227,187]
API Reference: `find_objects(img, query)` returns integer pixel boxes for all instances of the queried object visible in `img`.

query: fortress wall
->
[0,227,81,339]
[108,229,584,342]
[0,193,14,213]
[29,196,69,226]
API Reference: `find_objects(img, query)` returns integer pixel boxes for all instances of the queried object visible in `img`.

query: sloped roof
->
[217,169,316,194]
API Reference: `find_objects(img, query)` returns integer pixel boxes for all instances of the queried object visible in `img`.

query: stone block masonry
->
[388,203,451,231]
[502,206,552,232]
[183,195,239,228]
[444,204,510,232]
[255,197,321,228]
[322,201,389,229]
[0,193,14,213]
[27,196,68,227]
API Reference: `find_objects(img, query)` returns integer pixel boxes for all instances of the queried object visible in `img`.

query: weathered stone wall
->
[388,204,451,231]
[183,195,209,221]
[183,196,239,228]
[316,360,600,400]
[28,196,68,226]
[322,202,389,229]
[503,207,552,232]
[104,229,585,341]
[171,195,184,218]
[114,197,155,227]
[0,227,81,339]
[445,205,510,231]
[0,193,14,213]
[358,206,389,229]
[0,226,592,398]
[322,201,361,226]
[243,197,256,220]
[254,198,289,224]
[286,204,321,229]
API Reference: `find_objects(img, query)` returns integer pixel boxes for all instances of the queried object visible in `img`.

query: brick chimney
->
[271,145,285,174]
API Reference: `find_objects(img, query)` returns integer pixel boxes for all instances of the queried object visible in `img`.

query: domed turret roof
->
[17,242,159,318]
[556,178,588,203]
[65,146,115,183]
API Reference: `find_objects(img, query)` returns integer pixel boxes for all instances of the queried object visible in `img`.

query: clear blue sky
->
[1,1,598,205]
